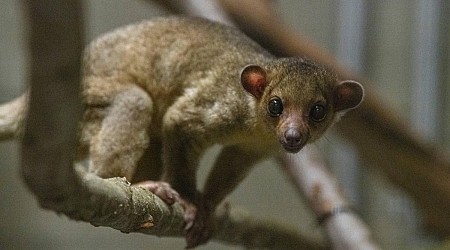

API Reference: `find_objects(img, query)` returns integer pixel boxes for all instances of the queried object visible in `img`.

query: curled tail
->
[0,94,27,140]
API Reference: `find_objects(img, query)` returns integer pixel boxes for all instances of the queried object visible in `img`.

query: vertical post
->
[21,0,84,203]
[336,0,367,73]
[411,0,441,141]
[333,0,367,208]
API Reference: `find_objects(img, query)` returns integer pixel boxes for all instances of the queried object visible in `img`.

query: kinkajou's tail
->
[0,94,27,140]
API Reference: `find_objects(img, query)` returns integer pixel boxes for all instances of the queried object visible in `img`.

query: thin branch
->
[214,204,325,249]
[0,94,27,140]
[279,148,380,250]
[145,0,233,25]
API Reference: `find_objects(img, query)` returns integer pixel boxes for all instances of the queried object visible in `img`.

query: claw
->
[181,197,213,248]
[136,183,214,248]
[180,199,197,231]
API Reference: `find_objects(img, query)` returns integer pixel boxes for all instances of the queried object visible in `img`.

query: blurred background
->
[1,0,449,249]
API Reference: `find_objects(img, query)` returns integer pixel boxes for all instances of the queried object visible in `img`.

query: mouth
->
[281,143,305,154]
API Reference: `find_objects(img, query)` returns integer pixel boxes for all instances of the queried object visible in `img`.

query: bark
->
[279,149,380,250]
[22,0,84,204]
[0,94,27,140]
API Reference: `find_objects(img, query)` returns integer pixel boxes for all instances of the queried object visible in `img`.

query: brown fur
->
[78,16,364,248]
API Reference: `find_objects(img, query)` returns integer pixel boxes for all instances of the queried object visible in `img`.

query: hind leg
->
[88,86,153,181]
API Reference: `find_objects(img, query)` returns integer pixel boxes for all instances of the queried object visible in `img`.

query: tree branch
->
[279,148,380,250]
[0,94,27,140]
[71,168,327,249]
[22,0,83,203]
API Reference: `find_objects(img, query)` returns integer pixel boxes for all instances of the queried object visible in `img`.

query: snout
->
[281,128,307,153]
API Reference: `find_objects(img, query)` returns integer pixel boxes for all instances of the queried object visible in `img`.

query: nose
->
[284,128,302,147]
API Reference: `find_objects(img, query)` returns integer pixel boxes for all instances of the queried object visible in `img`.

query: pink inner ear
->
[241,64,267,99]
[242,71,266,98]
[338,87,353,100]
[249,72,266,93]
[334,81,364,111]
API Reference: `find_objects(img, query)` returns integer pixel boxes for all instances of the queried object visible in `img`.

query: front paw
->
[180,198,214,249]
[134,180,180,205]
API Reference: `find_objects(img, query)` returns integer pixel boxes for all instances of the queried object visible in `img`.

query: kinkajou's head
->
[240,58,364,153]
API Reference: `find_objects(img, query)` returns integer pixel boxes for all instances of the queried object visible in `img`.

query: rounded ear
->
[240,64,267,99]
[333,80,364,112]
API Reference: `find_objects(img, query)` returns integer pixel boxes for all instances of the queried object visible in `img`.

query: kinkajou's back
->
[81,17,271,107]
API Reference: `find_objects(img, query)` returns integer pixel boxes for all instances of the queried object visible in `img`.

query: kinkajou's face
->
[254,58,364,153]
[261,72,336,153]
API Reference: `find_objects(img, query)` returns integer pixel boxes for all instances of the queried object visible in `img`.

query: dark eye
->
[267,97,283,117]
[310,104,326,122]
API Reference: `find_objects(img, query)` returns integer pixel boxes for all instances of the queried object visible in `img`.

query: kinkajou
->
[0,16,364,248]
